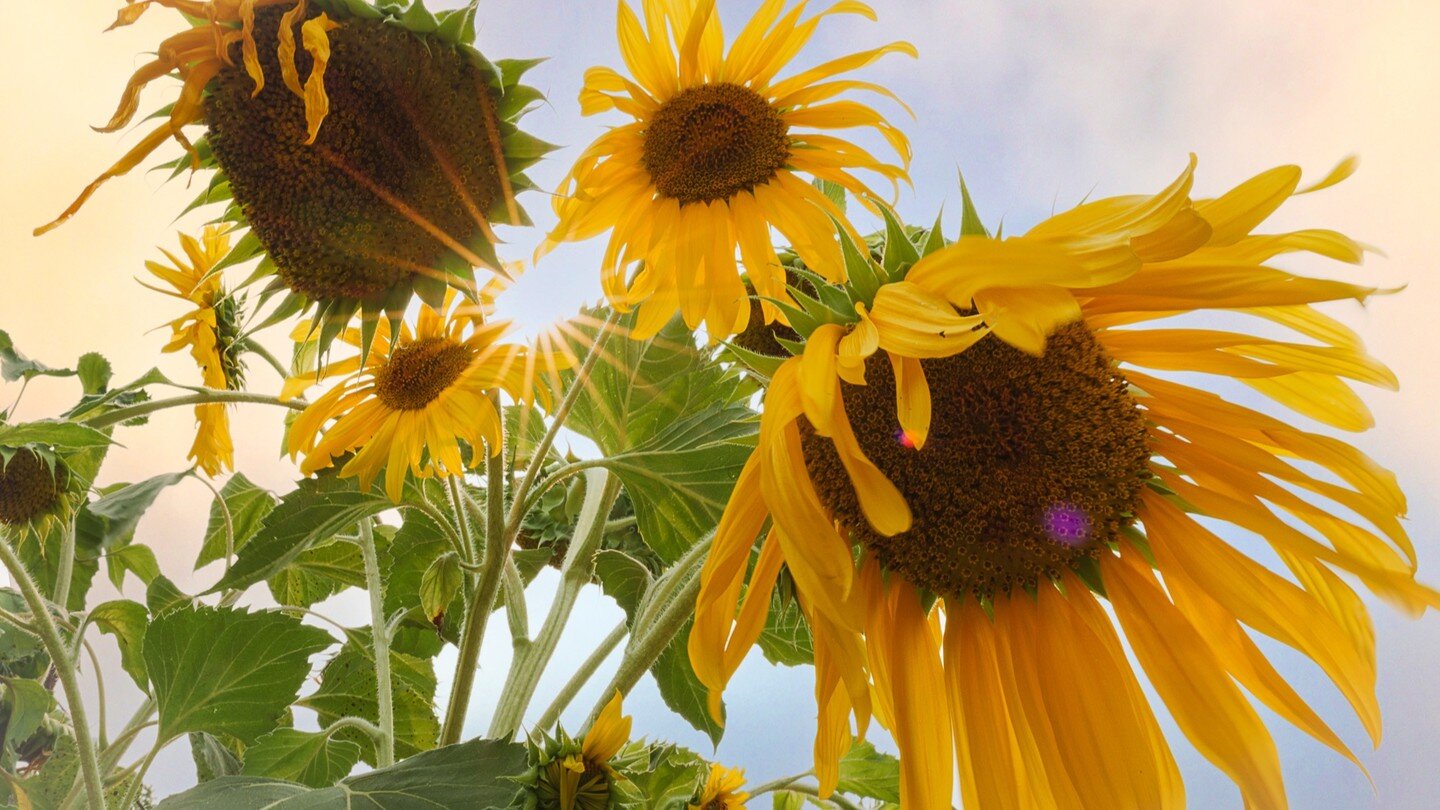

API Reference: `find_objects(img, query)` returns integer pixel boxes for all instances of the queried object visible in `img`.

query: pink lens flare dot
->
[1044,503,1091,547]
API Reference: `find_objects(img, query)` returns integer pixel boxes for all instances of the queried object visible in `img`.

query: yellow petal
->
[301,14,342,145]
[889,353,929,449]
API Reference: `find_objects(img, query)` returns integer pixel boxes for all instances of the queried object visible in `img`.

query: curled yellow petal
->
[301,14,342,144]
[278,0,310,98]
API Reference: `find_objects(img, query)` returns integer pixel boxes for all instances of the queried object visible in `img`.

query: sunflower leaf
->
[241,729,362,788]
[299,630,438,765]
[0,330,75,383]
[0,420,112,451]
[86,471,191,549]
[88,599,149,690]
[197,472,279,570]
[650,617,724,746]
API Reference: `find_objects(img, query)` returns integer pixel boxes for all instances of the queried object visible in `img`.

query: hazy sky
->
[3,1,1439,806]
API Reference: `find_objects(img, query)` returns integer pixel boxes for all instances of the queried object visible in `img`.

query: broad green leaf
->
[300,632,438,765]
[86,471,190,548]
[0,420,111,451]
[560,311,757,562]
[106,543,161,590]
[13,521,100,613]
[158,737,529,809]
[0,330,74,383]
[189,731,243,783]
[757,590,814,667]
[89,599,148,690]
[624,744,708,809]
[650,617,723,746]
[241,729,362,788]
[419,552,462,623]
[593,549,653,622]
[144,604,333,743]
[267,539,366,608]
[147,575,191,616]
[211,478,389,593]
[382,504,464,644]
[75,353,112,396]
[0,591,43,668]
[197,473,279,569]
[1,678,55,749]
[837,741,902,803]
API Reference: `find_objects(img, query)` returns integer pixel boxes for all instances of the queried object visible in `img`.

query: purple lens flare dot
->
[1044,503,1091,547]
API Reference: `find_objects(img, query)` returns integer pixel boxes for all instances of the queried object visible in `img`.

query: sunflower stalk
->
[533,620,628,733]
[114,741,162,810]
[52,518,77,609]
[0,535,105,809]
[583,532,714,730]
[488,469,622,739]
[439,392,510,746]
[356,517,395,767]
[81,389,306,429]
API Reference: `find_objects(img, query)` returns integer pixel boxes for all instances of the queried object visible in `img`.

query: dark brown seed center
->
[801,323,1151,599]
[373,337,473,410]
[641,83,790,205]
[0,450,68,527]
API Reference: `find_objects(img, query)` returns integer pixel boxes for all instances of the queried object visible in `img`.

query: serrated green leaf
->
[189,731,243,783]
[89,599,149,690]
[147,575,191,616]
[75,353,112,396]
[382,503,464,643]
[0,330,74,383]
[650,617,723,746]
[210,479,389,593]
[145,604,333,743]
[158,737,529,809]
[266,539,367,608]
[757,589,813,667]
[241,729,362,788]
[300,633,438,765]
[0,420,111,451]
[624,744,708,809]
[1,678,55,748]
[87,471,190,548]
[106,543,161,590]
[593,550,653,623]
[837,741,902,803]
[197,473,279,569]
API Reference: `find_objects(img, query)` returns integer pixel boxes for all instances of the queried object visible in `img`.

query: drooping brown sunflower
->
[40,0,549,350]
[141,225,247,476]
[540,0,914,341]
[690,157,1436,809]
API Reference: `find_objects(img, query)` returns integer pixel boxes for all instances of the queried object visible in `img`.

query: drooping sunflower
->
[142,225,247,476]
[0,448,75,536]
[690,157,1437,808]
[688,763,749,810]
[540,0,914,341]
[41,0,549,350]
[525,692,639,810]
[283,289,567,501]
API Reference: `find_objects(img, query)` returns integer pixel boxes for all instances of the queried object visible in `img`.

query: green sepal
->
[1072,556,1107,597]
[788,266,854,319]
[397,0,440,34]
[434,6,477,46]
[920,205,948,258]
[958,170,989,238]
[212,230,266,273]
[497,58,547,89]
[827,213,883,306]
[877,201,920,278]
[775,335,808,356]
[717,338,788,380]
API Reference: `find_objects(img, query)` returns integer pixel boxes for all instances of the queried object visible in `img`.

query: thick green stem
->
[439,397,509,746]
[114,741,161,810]
[502,558,529,643]
[0,536,104,809]
[489,471,621,739]
[533,620,627,733]
[357,519,394,767]
[82,390,306,429]
[447,476,479,565]
[745,771,812,798]
[583,533,713,730]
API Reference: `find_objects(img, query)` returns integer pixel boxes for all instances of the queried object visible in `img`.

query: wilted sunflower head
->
[41,0,550,353]
[523,692,639,810]
[0,447,75,533]
[540,0,915,341]
[142,224,248,477]
[692,158,1439,808]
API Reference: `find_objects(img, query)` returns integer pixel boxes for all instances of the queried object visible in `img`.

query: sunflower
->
[689,763,748,810]
[0,448,74,534]
[142,225,247,476]
[540,0,914,341]
[283,289,566,501]
[689,157,1437,808]
[40,0,548,351]
[527,692,636,810]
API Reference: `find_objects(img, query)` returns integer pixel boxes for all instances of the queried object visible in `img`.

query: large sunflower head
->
[40,0,550,352]
[283,288,569,501]
[142,224,247,476]
[523,692,639,810]
[690,157,1437,808]
[540,0,915,341]
[688,763,748,810]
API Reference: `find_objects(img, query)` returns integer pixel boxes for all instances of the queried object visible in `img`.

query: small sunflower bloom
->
[42,0,547,350]
[691,157,1436,809]
[541,0,915,341]
[283,290,568,501]
[0,449,73,533]
[689,763,749,810]
[142,225,246,477]
[528,692,636,810]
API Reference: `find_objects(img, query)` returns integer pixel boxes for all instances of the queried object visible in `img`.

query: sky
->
[2,0,1440,806]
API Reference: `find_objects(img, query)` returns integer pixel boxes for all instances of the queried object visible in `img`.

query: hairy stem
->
[114,741,161,810]
[357,519,395,767]
[53,519,76,610]
[0,536,104,809]
[489,470,621,738]
[82,390,306,429]
[533,620,627,733]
